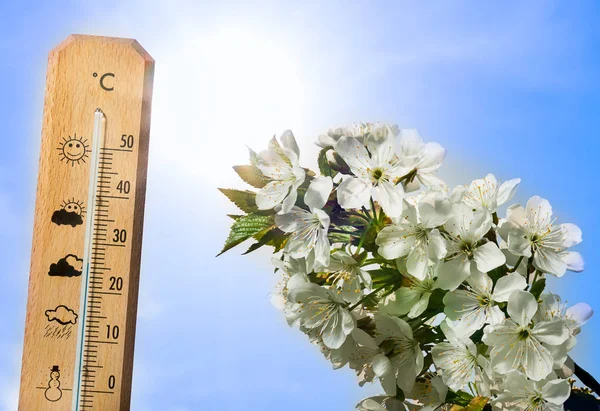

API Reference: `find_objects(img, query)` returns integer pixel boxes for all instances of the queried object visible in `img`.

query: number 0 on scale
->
[18,35,154,410]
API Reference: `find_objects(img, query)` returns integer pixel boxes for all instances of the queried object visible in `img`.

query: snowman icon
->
[44,365,62,402]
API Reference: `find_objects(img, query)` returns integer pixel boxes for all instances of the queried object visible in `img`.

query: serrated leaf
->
[219,188,261,213]
[227,214,244,220]
[218,214,275,256]
[244,227,287,254]
[233,165,268,188]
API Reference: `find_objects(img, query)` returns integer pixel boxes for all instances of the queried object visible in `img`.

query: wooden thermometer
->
[18,35,154,410]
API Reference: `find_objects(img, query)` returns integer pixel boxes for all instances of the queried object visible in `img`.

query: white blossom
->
[334,127,406,217]
[380,268,436,319]
[452,173,520,213]
[432,323,482,391]
[499,196,583,277]
[482,290,569,381]
[275,176,333,269]
[443,271,527,336]
[286,281,355,349]
[317,123,399,148]
[536,292,593,351]
[323,250,372,304]
[435,203,506,291]
[255,131,306,213]
[396,129,446,192]
[373,315,424,395]
[494,371,571,411]
[376,191,451,279]
[405,375,448,411]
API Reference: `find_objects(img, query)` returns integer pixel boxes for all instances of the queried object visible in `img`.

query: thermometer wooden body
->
[19,35,154,410]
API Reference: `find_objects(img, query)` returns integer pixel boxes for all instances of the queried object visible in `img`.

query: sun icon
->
[57,134,89,166]
[61,198,85,216]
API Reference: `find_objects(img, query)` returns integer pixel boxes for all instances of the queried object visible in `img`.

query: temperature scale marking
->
[19,35,154,410]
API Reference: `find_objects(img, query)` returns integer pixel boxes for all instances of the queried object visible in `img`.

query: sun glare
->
[151,25,310,183]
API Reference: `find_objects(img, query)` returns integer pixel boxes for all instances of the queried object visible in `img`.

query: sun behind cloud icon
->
[51,198,85,227]
[57,134,89,166]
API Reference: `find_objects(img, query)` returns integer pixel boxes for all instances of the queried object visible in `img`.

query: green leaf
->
[227,214,244,220]
[233,165,268,188]
[218,214,275,256]
[219,188,263,214]
[368,267,403,287]
[243,227,287,254]
[530,277,546,299]
[317,146,337,177]
[446,390,475,407]
[488,266,506,284]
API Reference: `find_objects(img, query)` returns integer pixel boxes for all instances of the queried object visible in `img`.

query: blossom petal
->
[523,340,554,381]
[376,225,416,260]
[566,303,593,327]
[279,129,300,160]
[443,290,480,321]
[496,178,521,206]
[561,251,584,272]
[473,242,506,273]
[532,319,569,345]
[406,245,429,281]
[366,130,396,166]
[304,176,333,210]
[561,223,582,248]
[372,353,393,378]
[466,270,493,295]
[373,181,404,218]
[398,128,423,157]
[313,228,331,269]
[418,191,452,228]
[542,379,571,405]
[506,204,528,228]
[416,142,446,172]
[382,288,420,316]
[280,185,298,214]
[256,180,292,210]
[351,328,379,350]
[337,176,372,210]
[435,257,472,291]
[507,290,538,327]
[492,272,527,303]
[429,229,447,260]
[507,229,532,257]
[526,196,553,227]
[408,292,430,318]
[416,172,447,190]
[335,136,371,176]
[534,248,567,276]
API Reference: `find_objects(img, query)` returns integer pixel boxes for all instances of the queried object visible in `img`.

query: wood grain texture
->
[19,35,154,411]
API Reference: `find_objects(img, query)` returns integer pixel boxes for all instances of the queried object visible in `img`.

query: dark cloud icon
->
[45,305,78,325]
[48,254,83,277]
[51,199,84,227]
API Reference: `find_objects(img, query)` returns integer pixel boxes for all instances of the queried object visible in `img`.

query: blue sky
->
[2,1,600,410]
